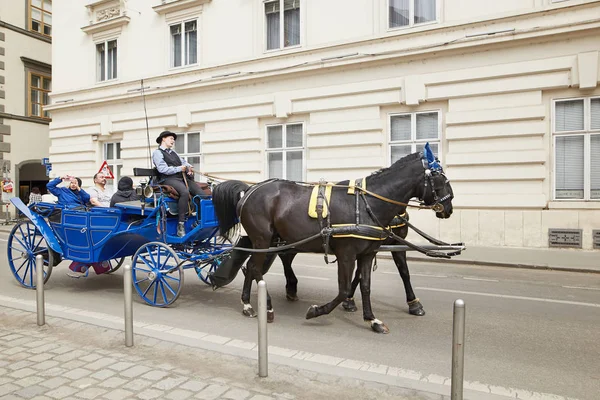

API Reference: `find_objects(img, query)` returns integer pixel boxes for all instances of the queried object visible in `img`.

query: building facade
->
[48,0,600,250]
[0,0,52,207]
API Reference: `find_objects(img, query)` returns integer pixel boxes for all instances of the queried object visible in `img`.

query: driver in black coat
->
[151,131,204,237]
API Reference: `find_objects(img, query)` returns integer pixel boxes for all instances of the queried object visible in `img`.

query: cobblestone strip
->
[0,307,417,400]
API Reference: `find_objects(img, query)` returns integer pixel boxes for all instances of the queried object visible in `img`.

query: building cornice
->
[47,6,600,111]
[81,15,131,35]
[0,21,51,44]
[0,112,51,125]
[20,57,52,72]
[152,0,211,15]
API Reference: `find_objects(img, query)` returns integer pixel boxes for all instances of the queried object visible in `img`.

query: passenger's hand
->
[181,166,186,172]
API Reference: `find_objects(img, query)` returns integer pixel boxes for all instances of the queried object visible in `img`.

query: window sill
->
[153,0,211,15]
[81,15,130,35]
[264,44,302,55]
[169,63,199,71]
[387,20,439,34]
[548,201,600,209]
[96,78,119,85]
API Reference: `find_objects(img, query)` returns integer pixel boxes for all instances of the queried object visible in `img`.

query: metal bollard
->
[35,255,45,326]
[451,299,466,400]
[257,280,268,377]
[123,264,134,347]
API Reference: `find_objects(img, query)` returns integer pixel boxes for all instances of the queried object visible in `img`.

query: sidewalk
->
[0,307,416,400]
[402,244,600,274]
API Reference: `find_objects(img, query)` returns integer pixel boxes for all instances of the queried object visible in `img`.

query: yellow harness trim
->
[308,183,333,218]
[347,178,366,195]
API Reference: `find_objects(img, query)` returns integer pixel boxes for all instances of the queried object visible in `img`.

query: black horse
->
[212,149,454,333]
[230,213,426,317]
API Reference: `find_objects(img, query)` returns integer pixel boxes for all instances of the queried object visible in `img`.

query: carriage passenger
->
[86,173,112,207]
[46,176,90,207]
[110,176,140,207]
[152,130,204,237]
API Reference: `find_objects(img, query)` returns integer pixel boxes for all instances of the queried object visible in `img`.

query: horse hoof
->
[342,298,358,312]
[369,319,390,334]
[409,307,426,316]
[286,292,299,302]
[242,307,256,318]
[408,300,426,316]
[267,310,275,323]
[305,305,319,320]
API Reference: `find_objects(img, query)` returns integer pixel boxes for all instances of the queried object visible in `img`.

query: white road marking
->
[463,277,498,282]
[562,285,600,291]
[382,272,448,278]
[416,287,600,308]
[0,238,7,242]
[268,272,329,281]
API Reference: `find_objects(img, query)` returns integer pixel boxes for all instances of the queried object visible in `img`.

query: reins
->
[196,171,435,211]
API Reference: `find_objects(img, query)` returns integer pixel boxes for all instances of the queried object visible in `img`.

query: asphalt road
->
[1,231,598,399]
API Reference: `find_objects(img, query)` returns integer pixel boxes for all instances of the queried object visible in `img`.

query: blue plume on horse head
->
[424,142,441,171]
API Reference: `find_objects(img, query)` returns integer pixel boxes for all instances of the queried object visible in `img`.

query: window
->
[265,0,300,51]
[96,40,118,82]
[104,142,122,189]
[30,0,52,37]
[170,20,198,68]
[389,0,436,29]
[266,123,303,181]
[553,97,600,200]
[28,73,51,119]
[389,111,440,164]
[174,132,202,172]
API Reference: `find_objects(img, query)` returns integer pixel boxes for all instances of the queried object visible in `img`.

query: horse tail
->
[212,180,250,240]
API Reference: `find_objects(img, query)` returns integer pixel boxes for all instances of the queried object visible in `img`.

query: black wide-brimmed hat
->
[156,130,177,144]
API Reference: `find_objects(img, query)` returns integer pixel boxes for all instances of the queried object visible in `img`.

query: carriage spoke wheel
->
[194,257,222,285]
[105,257,125,274]
[132,242,183,307]
[7,220,54,289]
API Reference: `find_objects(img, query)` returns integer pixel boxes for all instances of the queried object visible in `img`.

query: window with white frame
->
[553,97,600,200]
[170,20,198,68]
[389,111,440,164]
[96,40,118,82]
[174,132,202,172]
[266,123,303,181]
[103,142,122,189]
[265,0,300,51]
[389,0,437,29]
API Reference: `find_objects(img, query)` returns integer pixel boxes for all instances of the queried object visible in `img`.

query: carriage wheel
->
[131,242,183,307]
[7,220,54,289]
[105,257,125,274]
[194,258,221,285]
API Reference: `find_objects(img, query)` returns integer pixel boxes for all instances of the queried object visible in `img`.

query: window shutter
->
[555,100,584,132]
[555,135,584,199]
[416,112,438,140]
[390,115,411,141]
[591,98,600,130]
[591,135,600,199]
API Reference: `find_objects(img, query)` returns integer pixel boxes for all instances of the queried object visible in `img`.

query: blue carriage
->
[7,169,234,307]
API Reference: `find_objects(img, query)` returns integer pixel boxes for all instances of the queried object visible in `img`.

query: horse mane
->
[366,152,422,184]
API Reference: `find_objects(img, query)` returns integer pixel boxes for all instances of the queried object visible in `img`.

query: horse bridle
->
[422,160,453,213]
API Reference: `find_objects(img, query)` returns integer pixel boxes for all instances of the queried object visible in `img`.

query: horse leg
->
[280,253,299,301]
[241,257,257,318]
[393,251,425,316]
[306,254,353,319]
[342,266,360,312]
[358,253,389,334]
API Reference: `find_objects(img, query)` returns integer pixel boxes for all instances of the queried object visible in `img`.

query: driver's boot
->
[177,222,186,237]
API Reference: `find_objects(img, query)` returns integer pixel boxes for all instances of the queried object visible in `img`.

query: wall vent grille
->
[548,229,582,248]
